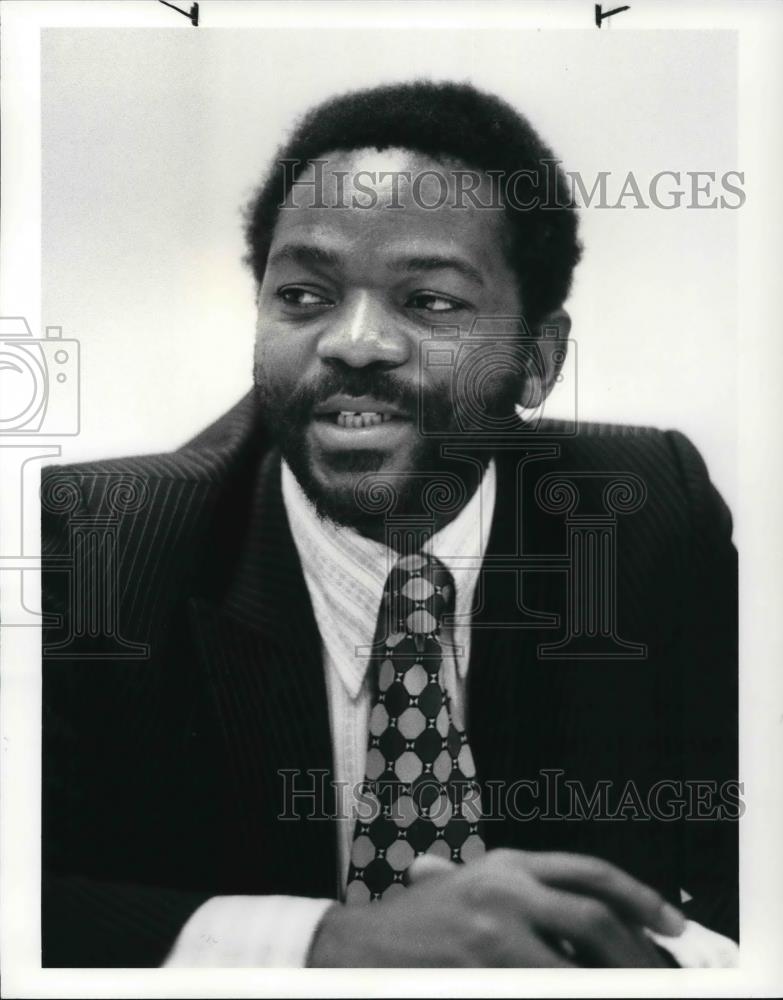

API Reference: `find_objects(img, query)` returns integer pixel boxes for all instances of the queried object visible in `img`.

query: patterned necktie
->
[345,552,486,904]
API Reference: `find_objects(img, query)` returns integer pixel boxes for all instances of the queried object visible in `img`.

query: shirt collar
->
[281,459,497,699]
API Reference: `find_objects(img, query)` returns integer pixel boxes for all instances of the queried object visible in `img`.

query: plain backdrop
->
[41,27,738,515]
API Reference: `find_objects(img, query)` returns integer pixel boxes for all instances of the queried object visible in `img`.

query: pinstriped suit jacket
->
[41,391,738,966]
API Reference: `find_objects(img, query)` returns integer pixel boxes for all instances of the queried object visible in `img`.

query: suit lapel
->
[467,443,572,851]
[187,447,338,898]
[468,447,529,845]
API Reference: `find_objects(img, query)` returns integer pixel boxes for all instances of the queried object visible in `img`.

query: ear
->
[520,308,571,409]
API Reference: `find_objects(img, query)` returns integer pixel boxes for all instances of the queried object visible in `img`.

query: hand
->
[307,849,685,967]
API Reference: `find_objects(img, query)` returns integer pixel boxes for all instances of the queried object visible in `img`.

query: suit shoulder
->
[535,416,691,469]
[41,392,264,491]
[41,446,228,489]
[538,415,668,445]
[532,417,731,542]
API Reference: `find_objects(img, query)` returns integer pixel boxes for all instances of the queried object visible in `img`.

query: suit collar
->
[182,390,319,641]
[220,447,319,638]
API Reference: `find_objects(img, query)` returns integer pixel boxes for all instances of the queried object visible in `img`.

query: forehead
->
[268,146,511,269]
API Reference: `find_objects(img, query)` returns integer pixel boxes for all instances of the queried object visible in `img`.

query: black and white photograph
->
[1,1,781,995]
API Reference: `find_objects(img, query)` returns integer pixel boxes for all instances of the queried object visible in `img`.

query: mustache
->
[278,368,425,423]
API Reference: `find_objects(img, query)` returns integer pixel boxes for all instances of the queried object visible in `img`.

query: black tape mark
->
[595,3,630,28]
[158,0,199,27]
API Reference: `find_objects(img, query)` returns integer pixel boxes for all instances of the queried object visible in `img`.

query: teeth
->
[336,411,394,428]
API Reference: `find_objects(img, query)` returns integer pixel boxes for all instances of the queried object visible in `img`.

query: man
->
[41,81,738,968]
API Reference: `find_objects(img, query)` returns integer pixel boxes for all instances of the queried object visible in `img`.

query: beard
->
[253,360,526,537]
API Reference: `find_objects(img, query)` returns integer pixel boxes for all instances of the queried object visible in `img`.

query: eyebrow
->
[268,243,485,287]
[267,244,342,270]
[389,255,485,287]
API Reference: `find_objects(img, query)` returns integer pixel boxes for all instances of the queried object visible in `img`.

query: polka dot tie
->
[345,552,485,904]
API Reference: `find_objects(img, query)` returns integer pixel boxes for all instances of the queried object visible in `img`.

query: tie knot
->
[383,552,455,637]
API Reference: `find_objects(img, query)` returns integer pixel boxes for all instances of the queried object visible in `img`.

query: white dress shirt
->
[164,457,737,968]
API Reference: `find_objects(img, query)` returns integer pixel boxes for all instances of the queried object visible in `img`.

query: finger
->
[501,930,577,969]
[518,851,685,936]
[532,885,668,968]
[404,854,454,886]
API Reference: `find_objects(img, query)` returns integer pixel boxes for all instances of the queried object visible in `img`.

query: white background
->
[39,27,739,514]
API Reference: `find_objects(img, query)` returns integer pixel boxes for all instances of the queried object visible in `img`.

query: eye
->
[406,291,468,313]
[276,286,335,308]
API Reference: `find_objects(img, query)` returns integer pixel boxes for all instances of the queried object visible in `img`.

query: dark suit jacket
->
[41,392,738,966]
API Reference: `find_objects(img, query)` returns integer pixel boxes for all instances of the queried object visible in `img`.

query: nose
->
[316,292,410,369]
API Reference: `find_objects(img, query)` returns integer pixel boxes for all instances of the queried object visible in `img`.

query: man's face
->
[254,148,543,531]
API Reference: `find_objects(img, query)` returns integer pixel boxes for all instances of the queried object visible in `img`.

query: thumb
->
[404,854,455,886]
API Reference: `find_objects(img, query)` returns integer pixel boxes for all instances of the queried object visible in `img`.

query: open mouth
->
[318,410,401,429]
[312,395,411,430]
[309,396,414,452]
